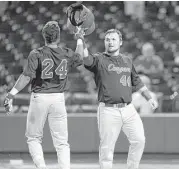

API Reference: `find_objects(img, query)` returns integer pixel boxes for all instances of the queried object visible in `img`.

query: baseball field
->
[0,153,178,169]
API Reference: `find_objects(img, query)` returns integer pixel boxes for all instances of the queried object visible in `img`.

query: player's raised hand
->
[148,99,158,110]
[74,27,85,40]
[3,93,14,115]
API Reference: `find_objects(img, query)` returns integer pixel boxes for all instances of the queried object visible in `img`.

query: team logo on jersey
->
[108,64,131,74]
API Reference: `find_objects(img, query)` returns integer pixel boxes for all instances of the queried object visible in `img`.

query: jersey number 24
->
[41,59,67,79]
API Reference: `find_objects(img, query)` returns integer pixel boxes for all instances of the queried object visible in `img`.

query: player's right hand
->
[3,93,14,115]
[148,98,158,110]
[74,27,85,40]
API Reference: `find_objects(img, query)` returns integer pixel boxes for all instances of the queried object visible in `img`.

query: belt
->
[104,102,130,108]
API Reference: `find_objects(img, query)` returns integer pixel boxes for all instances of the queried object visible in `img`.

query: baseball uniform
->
[23,46,82,169]
[85,52,145,169]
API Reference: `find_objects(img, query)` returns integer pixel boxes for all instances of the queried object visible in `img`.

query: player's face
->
[104,32,122,53]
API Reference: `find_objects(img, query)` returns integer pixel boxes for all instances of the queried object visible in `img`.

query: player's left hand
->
[3,93,14,115]
[148,99,158,110]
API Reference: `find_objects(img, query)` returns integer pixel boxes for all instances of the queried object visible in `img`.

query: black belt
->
[104,102,130,108]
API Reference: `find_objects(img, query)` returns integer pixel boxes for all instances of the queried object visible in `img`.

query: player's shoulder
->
[93,52,103,58]
[91,52,104,62]
[29,47,43,58]
[121,53,131,59]
[121,53,133,64]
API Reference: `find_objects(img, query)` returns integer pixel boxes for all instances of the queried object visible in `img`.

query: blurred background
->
[1,1,179,114]
[0,1,179,158]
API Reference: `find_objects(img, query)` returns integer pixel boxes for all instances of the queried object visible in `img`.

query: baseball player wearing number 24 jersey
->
[83,29,158,169]
[3,21,84,169]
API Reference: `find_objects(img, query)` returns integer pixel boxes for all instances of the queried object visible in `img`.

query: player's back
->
[28,46,81,93]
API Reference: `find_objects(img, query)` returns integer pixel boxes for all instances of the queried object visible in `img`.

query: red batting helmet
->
[66,2,95,35]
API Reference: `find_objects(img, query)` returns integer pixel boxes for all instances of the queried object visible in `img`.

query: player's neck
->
[106,50,120,57]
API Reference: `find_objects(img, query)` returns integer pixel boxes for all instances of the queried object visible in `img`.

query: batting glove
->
[148,99,158,110]
[4,93,14,115]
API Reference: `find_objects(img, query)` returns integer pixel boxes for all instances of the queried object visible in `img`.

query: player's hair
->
[104,29,122,40]
[42,21,60,44]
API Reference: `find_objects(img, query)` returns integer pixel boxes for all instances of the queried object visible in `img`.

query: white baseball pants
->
[25,93,70,169]
[97,103,145,169]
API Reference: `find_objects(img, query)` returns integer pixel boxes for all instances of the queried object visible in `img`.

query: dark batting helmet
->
[66,2,95,35]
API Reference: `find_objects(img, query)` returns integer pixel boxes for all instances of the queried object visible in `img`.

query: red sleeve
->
[131,64,144,92]
[22,50,39,79]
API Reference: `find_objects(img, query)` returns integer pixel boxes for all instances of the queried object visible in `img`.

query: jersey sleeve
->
[72,53,83,68]
[67,48,83,68]
[84,53,99,73]
[22,50,39,79]
[131,64,144,92]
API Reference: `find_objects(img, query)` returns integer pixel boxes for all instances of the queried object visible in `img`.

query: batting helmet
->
[66,2,95,35]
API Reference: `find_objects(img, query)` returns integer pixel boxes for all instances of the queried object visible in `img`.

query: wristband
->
[9,87,19,96]
[141,90,152,101]
[6,93,14,100]
[138,85,148,94]
[77,39,83,45]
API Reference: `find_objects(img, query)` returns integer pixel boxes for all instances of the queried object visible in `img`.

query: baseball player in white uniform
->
[82,29,158,169]
[3,21,84,169]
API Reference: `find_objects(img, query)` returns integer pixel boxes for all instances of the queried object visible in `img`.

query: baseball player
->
[82,29,158,169]
[3,21,84,169]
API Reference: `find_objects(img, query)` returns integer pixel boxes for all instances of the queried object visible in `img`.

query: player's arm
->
[7,74,31,97]
[131,64,158,110]
[74,28,96,68]
[74,31,94,67]
[74,28,86,61]
[83,46,94,66]
[75,39,84,61]
[68,38,84,68]
[68,28,86,68]
[4,50,38,113]
[138,86,152,101]
[131,63,151,100]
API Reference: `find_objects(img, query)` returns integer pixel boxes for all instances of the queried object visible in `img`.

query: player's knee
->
[26,136,43,144]
[136,135,145,147]
[55,140,70,148]
[55,142,70,153]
